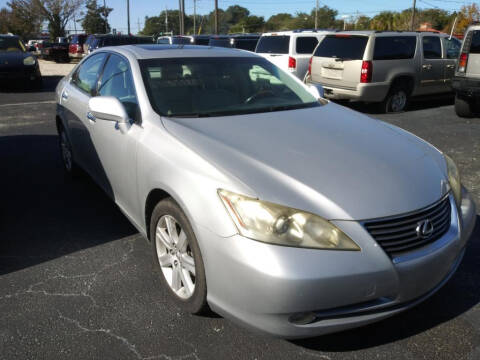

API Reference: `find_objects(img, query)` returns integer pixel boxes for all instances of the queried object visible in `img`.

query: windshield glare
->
[0,37,25,52]
[140,57,319,118]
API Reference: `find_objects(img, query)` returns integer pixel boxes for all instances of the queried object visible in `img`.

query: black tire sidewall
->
[150,198,208,314]
[58,127,79,177]
[385,85,408,113]
[455,95,474,118]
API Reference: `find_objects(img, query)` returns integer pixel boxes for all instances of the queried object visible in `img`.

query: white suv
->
[255,30,332,80]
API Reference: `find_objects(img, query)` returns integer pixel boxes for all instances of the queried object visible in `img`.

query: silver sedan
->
[55,45,476,339]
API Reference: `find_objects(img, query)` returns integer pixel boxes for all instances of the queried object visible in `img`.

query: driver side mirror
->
[306,83,324,99]
[88,96,129,123]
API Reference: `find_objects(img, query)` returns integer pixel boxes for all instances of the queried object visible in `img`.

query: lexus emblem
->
[416,219,434,239]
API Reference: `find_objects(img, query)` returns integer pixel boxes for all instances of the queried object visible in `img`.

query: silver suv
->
[307,31,461,112]
[452,24,480,117]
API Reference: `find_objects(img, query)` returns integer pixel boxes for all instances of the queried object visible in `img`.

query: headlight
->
[445,154,461,208]
[23,56,36,66]
[218,189,360,251]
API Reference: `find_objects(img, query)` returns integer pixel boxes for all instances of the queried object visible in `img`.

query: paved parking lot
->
[0,77,479,359]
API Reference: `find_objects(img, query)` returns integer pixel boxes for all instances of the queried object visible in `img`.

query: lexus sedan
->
[55,45,476,339]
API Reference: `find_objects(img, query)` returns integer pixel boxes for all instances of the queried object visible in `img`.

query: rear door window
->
[443,37,461,59]
[422,36,442,59]
[373,36,417,60]
[314,35,368,59]
[296,36,319,54]
[469,31,480,53]
[256,36,290,54]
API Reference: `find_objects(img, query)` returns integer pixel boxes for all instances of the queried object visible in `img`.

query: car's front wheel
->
[150,198,208,314]
[59,127,79,177]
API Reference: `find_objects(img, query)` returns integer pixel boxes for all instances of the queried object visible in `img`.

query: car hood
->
[0,51,29,67]
[162,103,449,221]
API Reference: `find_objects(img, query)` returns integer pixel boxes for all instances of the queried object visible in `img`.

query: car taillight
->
[308,57,313,76]
[360,60,372,83]
[288,56,296,70]
[459,53,468,72]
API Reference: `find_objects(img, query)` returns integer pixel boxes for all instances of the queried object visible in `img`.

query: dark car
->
[208,35,232,48]
[69,34,87,59]
[41,41,70,63]
[230,34,260,52]
[88,35,153,53]
[190,35,211,45]
[0,35,42,88]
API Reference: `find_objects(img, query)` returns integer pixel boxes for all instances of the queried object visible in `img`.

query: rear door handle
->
[422,64,432,70]
[87,112,96,122]
[446,64,455,69]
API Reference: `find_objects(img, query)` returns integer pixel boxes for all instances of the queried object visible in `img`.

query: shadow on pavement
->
[344,93,455,114]
[294,215,480,351]
[0,134,137,275]
[0,75,64,94]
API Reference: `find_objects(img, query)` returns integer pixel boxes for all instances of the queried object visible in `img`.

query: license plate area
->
[321,68,343,80]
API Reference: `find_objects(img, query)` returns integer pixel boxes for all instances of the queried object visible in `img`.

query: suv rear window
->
[314,35,368,60]
[256,36,290,54]
[296,37,319,54]
[71,35,86,45]
[469,31,480,53]
[373,36,416,60]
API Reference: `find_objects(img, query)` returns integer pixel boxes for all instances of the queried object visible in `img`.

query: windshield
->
[314,35,368,60]
[171,37,191,45]
[140,57,319,118]
[0,37,25,52]
[209,38,231,48]
[256,36,290,54]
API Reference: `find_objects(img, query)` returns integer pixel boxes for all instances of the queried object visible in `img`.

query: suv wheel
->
[383,85,409,113]
[455,95,474,118]
[150,198,208,314]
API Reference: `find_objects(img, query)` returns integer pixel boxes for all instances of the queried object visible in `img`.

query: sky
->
[0,0,466,34]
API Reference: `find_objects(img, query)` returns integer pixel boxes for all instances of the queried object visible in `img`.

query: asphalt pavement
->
[0,78,479,360]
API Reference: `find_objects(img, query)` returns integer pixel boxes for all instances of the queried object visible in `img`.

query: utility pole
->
[410,0,416,31]
[127,0,131,35]
[178,0,184,35]
[182,0,185,34]
[165,6,168,33]
[214,0,219,34]
[137,18,141,34]
[103,0,107,33]
[315,0,319,30]
[193,0,197,35]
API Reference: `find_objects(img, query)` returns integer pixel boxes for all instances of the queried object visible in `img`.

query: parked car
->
[41,41,70,62]
[307,31,461,112]
[157,35,192,45]
[208,35,231,48]
[452,24,480,117]
[230,34,260,52]
[256,30,332,79]
[189,35,211,45]
[0,34,42,88]
[88,35,153,53]
[55,44,476,339]
[69,34,88,59]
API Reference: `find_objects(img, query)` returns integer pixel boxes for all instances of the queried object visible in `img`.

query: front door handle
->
[87,111,96,122]
[61,91,68,100]
[422,64,432,70]
[446,64,455,69]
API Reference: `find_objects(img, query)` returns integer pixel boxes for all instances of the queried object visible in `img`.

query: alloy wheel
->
[390,90,407,112]
[155,215,196,299]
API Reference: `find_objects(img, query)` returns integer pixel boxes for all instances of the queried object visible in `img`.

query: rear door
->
[293,36,320,79]
[419,36,445,94]
[442,36,461,85]
[311,34,368,89]
[255,35,291,71]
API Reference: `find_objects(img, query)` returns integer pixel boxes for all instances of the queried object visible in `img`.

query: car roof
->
[107,44,258,59]
[334,30,445,37]
[261,30,331,36]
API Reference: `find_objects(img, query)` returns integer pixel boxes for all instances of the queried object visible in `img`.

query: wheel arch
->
[144,188,175,241]
[389,75,415,96]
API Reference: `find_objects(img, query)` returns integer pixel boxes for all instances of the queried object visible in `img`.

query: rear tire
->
[455,95,474,118]
[381,83,409,113]
[150,198,208,314]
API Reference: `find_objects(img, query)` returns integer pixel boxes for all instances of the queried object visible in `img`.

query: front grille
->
[364,196,451,257]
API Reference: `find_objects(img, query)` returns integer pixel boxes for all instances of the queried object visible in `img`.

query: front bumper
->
[0,65,40,82]
[310,81,390,103]
[199,190,476,338]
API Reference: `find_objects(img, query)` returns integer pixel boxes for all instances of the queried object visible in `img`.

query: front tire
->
[58,126,79,177]
[455,95,474,118]
[150,198,208,314]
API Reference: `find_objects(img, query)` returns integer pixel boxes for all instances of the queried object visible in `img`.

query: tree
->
[265,13,293,31]
[33,0,84,39]
[456,4,480,33]
[355,15,371,30]
[80,0,112,34]
[5,1,43,39]
[229,15,265,33]
[0,8,11,33]
[224,5,249,27]
[312,6,338,29]
[370,11,395,31]
[141,10,193,36]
